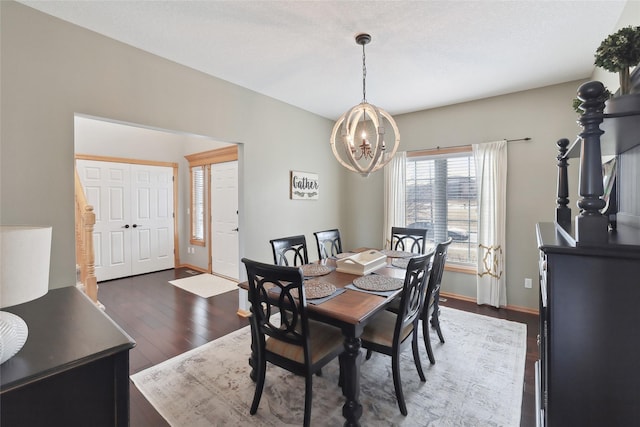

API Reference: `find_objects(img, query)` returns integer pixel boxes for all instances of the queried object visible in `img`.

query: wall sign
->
[290,171,319,200]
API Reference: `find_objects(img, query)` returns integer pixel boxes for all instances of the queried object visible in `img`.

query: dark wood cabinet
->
[536,79,640,426]
[536,223,640,426]
[0,287,135,427]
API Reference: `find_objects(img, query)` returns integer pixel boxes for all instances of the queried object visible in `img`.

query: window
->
[190,165,206,245]
[406,147,477,265]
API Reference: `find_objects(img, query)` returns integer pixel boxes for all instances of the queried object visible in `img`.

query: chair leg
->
[316,368,323,377]
[412,329,426,382]
[422,318,436,365]
[303,374,313,427]
[250,359,267,415]
[392,349,408,416]
[432,310,445,343]
[365,349,373,360]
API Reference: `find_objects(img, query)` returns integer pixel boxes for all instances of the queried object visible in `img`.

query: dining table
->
[238,249,413,427]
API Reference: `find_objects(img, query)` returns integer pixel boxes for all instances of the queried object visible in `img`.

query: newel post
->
[555,138,571,229]
[575,81,608,244]
[83,205,98,303]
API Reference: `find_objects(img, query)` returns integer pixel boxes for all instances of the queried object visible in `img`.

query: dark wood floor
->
[98,268,538,427]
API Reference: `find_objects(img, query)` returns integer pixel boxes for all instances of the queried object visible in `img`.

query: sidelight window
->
[190,165,206,245]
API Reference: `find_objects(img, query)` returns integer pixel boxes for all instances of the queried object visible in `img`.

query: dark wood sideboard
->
[535,79,640,426]
[0,287,135,427]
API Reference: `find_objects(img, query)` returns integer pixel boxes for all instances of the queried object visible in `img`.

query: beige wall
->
[343,82,584,311]
[2,1,634,311]
[341,1,638,311]
[1,2,342,291]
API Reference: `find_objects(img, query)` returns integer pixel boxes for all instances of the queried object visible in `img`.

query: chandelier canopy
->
[330,33,400,178]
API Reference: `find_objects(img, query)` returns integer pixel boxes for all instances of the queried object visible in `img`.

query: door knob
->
[232,227,239,232]
[132,224,138,228]
[122,224,130,229]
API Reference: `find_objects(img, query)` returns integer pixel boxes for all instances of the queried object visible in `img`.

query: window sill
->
[445,263,476,275]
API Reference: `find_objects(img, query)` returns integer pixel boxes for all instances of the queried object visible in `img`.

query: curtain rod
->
[414,137,532,153]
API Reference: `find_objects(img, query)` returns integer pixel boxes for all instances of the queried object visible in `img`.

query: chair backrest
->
[391,227,429,254]
[394,253,432,340]
[313,229,342,260]
[423,237,453,315]
[270,235,309,266]
[242,258,311,362]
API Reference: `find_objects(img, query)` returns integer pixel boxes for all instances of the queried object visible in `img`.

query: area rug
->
[131,307,526,426]
[168,274,238,298]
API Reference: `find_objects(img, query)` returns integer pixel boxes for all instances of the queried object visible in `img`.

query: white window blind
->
[406,150,477,264]
[191,166,205,242]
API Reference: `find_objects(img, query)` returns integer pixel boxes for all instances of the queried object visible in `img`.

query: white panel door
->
[211,161,239,280]
[130,164,175,275]
[77,160,132,281]
[77,160,174,281]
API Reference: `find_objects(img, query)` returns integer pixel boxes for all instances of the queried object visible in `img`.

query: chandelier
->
[330,33,400,178]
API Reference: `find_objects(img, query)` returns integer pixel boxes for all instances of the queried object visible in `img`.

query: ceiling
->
[20,1,628,120]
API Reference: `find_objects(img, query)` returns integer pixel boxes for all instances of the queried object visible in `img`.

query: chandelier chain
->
[362,42,367,103]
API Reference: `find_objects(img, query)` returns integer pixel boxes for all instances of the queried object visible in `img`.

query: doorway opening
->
[74,114,241,284]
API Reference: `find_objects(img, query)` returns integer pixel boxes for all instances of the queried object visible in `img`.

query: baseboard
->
[177,263,207,273]
[440,291,539,315]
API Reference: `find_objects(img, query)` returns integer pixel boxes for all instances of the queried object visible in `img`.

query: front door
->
[211,161,239,279]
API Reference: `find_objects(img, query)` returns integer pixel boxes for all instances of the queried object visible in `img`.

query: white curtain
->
[473,140,507,308]
[383,151,406,249]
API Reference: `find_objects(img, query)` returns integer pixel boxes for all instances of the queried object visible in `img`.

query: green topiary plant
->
[594,25,640,95]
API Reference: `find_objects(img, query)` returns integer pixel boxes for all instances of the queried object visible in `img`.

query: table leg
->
[340,336,363,427]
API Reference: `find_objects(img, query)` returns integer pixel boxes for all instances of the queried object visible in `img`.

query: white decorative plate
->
[301,264,333,277]
[353,275,404,291]
[0,311,28,364]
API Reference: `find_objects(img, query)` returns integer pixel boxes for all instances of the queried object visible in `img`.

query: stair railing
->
[74,168,99,305]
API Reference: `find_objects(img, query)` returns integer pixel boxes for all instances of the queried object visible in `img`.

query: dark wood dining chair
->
[270,234,309,266]
[313,229,342,260]
[390,227,429,254]
[422,237,453,364]
[360,253,431,416]
[242,258,344,427]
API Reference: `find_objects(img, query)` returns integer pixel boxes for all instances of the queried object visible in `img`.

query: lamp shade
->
[0,226,52,309]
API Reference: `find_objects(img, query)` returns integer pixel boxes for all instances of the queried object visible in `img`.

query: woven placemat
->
[391,258,411,269]
[301,264,333,277]
[381,249,415,258]
[291,280,336,299]
[353,275,404,291]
